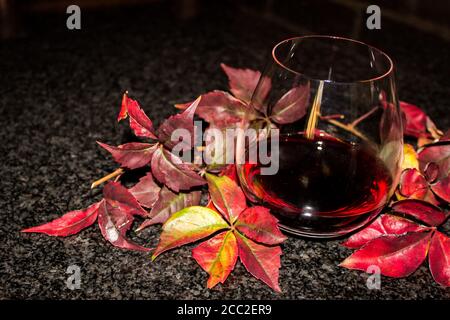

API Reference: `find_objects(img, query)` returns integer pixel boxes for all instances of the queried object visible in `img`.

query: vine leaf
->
[192,230,238,289]
[157,96,200,151]
[152,206,229,259]
[205,173,247,223]
[391,199,448,226]
[117,92,158,139]
[137,187,201,230]
[98,182,150,251]
[176,90,257,129]
[341,214,427,249]
[428,231,450,287]
[220,63,271,106]
[340,231,433,277]
[129,172,161,208]
[270,84,310,124]
[418,143,450,180]
[235,232,282,292]
[97,141,157,169]
[151,145,206,192]
[235,206,287,245]
[22,201,102,236]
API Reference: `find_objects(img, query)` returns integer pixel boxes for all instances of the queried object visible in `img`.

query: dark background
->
[1,0,449,299]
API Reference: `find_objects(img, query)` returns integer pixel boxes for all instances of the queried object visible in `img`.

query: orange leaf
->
[152,206,229,259]
[206,173,247,223]
[192,231,238,288]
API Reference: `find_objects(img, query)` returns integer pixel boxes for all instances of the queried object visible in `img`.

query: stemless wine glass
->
[237,36,403,238]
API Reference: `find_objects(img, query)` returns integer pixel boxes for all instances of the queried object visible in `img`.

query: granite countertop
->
[1,1,449,299]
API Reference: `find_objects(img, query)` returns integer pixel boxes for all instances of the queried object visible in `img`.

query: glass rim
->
[272,35,395,84]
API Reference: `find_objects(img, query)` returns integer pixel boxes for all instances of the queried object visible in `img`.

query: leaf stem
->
[90,168,124,189]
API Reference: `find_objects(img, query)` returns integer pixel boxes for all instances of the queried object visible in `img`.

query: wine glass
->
[237,36,403,238]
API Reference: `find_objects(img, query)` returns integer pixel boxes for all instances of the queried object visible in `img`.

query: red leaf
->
[340,231,433,277]
[157,96,200,151]
[98,182,150,251]
[137,187,201,230]
[399,168,428,198]
[129,172,161,208]
[220,63,271,106]
[342,214,427,249]
[97,200,149,252]
[22,201,101,236]
[192,231,238,289]
[418,143,450,180]
[206,173,247,223]
[428,231,450,287]
[117,93,157,139]
[152,206,229,259]
[97,141,157,169]
[151,145,206,192]
[235,206,287,245]
[431,176,450,203]
[398,168,440,205]
[176,91,256,128]
[400,101,428,138]
[270,83,310,124]
[391,199,447,226]
[235,232,282,292]
[424,162,439,183]
[117,92,129,121]
[219,164,238,182]
[103,181,148,217]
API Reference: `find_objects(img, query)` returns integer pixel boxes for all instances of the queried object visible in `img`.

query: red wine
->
[240,134,392,237]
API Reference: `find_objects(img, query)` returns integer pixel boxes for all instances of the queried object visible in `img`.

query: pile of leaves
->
[22,64,449,290]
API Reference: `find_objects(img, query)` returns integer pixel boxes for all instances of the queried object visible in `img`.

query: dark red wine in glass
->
[236,36,403,238]
[240,134,393,237]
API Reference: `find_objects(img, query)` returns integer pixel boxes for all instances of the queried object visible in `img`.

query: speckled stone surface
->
[1,2,449,299]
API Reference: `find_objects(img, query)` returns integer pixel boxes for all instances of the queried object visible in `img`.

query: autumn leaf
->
[205,173,247,223]
[137,187,201,230]
[151,145,206,192]
[341,214,427,249]
[401,144,419,171]
[152,206,229,259]
[97,200,150,252]
[219,164,238,182]
[391,199,448,226]
[97,182,150,251]
[22,201,102,236]
[220,63,272,106]
[97,141,157,169]
[431,176,450,203]
[398,168,439,205]
[399,101,441,139]
[176,90,257,128]
[103,181,148,217]
[157,96,200,151]
[235,231,282,292]
[192,230,238,289]
[129,172,161,208]
[117,92,158,139]
[235,206,287,245]
[428,231,450,287]
[418,143,450,180]
[270,83,310,124]
[340,231,433,277]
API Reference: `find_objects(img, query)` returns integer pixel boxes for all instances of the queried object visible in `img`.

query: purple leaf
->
[97,141,157,169]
